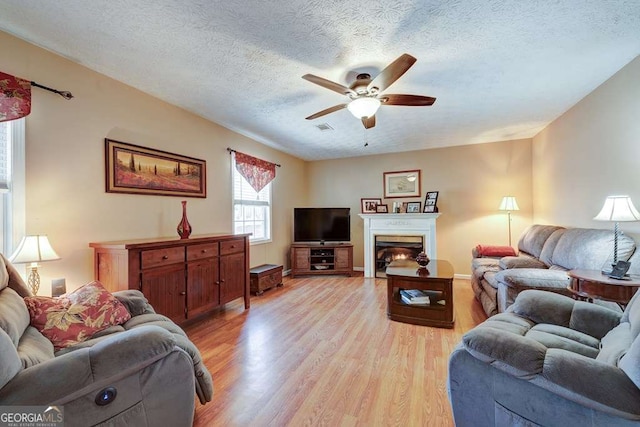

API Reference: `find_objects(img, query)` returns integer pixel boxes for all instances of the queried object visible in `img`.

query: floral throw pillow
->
[24,281,131,350]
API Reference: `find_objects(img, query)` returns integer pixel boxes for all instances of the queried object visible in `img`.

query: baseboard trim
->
[455,274,471,280]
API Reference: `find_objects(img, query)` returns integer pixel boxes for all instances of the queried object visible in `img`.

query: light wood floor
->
[185,274,487,426]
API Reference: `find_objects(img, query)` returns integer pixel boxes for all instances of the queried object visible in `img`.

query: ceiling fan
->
[302,53,436,129]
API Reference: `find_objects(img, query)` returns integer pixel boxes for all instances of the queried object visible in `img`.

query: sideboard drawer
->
[141,246,184,269]
[187,243,218,261]
[220,239,243,256]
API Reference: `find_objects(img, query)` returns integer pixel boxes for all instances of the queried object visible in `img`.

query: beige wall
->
[532,55,640,237]
[1,30,308,293]
[306,139,533,275]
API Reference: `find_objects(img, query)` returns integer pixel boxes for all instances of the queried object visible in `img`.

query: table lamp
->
[594,195,640,266]
[9,235,60,295]
[499,196,520,247]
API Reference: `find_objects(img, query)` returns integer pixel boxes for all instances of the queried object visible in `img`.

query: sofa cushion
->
[499,255,547,270]
[517,225,565,259]
[483,271,499,289]
[619,334,640,389]
[17,325,55,368]
[597,323,633,365]
[24,281,131,350]
[496,268,570,291]
[0,328,21,389]
[526,324,599,358]
[550,228,635,270]
[0,287,31,347]
[539,228,566,267]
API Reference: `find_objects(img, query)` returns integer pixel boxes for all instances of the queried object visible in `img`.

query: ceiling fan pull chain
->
[363,128,368,147]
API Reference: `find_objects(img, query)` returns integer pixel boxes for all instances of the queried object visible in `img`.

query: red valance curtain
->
[0,72,32,123]
[234,151,277,193]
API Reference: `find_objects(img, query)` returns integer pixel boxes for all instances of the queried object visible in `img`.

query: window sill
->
[250,238,272,246]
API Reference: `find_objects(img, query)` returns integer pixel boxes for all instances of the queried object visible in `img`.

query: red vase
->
[177,200,192,239]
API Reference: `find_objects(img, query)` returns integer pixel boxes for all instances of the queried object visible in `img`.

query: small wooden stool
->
[250,264,283,295]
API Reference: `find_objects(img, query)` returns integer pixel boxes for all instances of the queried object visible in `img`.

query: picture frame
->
[376,204,389,213]
[406,202,421,213]
[105,139,207,197]
[361,198,382,213]
[383,170,421,198]
[424,191,439,213]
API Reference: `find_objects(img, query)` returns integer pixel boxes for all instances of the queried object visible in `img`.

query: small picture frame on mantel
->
[424,191,439,213]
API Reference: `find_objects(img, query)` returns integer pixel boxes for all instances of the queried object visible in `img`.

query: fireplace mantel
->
[358,213,440,278]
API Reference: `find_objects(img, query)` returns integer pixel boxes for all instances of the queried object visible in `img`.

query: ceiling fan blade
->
[381,94,436,106]
[367,53,417,93]
[361,115,376,129]
[302,74,355,96]
[305,103,347,120]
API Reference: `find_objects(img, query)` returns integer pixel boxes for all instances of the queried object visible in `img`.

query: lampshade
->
[10,235,60,264]
[347,97,381,118]
[594,195,640,222]
[498,196,520,211]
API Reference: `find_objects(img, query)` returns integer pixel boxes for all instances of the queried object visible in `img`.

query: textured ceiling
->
[0,1,639,161]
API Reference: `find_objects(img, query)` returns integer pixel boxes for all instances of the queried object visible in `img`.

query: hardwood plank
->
[186,274,486,426]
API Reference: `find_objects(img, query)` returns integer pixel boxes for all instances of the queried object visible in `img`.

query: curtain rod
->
[30,81,74,100]
[227,148,281,167]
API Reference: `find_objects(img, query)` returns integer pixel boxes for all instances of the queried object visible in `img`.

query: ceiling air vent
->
[315,123,333,131]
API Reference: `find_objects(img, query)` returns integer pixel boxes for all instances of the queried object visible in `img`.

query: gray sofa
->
[471,224,636,317]
[448,289,640,426]
[0,254,213,426]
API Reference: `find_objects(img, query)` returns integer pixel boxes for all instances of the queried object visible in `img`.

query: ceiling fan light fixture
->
[347,97,381,119]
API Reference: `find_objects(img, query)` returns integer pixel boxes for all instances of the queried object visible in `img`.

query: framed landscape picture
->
[105,139,206,197]
[383,170,421,198]
[406,202,421,213]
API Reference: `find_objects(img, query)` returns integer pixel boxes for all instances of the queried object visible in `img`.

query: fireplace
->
[358,213,440,278]
[375,235,424,278]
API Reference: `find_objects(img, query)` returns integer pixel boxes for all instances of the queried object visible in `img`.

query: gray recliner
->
[448,289,640,426]
[0,254,213,426]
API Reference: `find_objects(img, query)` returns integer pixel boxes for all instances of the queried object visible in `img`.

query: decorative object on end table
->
[376,204,389,213]
[10,235,60,295]
[105,138,207,198]
[593,195,640,270]
[407,201,421,213]
[498,196,520,246]
[416,252,430,267]
[177,200,192,239]
[383,170,421,198]
[424,191,439,213]
[361,198,382,213]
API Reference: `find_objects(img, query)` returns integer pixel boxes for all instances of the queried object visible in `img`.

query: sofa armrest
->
[113,290,156,316]
[0,325,177,404]
[499,256,547,270]
[497,268,570,291]
[463,326,547,376]
[540,348,640,418]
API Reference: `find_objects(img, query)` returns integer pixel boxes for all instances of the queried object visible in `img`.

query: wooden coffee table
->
[385,259,454,328]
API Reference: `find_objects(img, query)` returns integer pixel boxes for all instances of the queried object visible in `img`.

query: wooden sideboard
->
[89,234,250,324]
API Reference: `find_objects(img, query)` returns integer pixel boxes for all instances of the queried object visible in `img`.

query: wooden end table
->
[386,259,455,328]
[567,269,640,309]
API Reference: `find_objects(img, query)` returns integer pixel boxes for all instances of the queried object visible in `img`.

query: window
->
[0,119,25,255]
[232,155,271,243]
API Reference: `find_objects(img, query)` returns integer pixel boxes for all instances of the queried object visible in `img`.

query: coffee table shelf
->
[386,259,455,328]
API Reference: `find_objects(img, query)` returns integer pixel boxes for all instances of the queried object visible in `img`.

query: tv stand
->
[290,243,353,278]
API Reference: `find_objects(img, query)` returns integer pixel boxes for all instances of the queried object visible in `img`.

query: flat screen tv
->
[294,208,350,243]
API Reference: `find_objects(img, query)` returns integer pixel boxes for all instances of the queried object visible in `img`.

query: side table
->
[567,269,640,309]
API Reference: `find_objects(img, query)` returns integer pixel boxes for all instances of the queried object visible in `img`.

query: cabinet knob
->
[201,249,207,253]
[215,281,220,285]
[220,279,225,283]
[179,291,186,296]
[162,255,169,260]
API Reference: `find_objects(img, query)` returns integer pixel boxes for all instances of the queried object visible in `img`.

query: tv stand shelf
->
[290,243,353,278]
